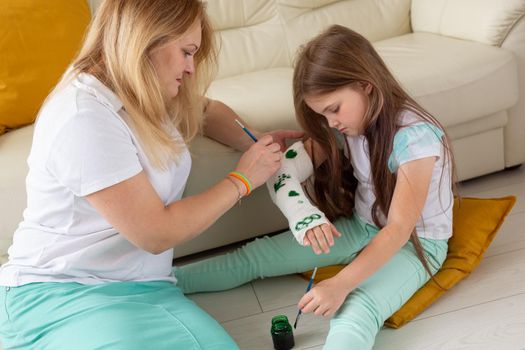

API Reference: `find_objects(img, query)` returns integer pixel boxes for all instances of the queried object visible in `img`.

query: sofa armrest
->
[411,0,525,46]
[502,15,525,167]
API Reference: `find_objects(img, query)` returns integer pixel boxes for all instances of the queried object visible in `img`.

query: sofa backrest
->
[206,0,290,79]
[412,0,525,46]
[88,0,412,79]
[279,0,412,62]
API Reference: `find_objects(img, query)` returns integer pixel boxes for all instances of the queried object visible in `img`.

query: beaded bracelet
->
[228,171,253,196]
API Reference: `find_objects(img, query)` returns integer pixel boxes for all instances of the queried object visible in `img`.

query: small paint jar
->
[270,315,295,350]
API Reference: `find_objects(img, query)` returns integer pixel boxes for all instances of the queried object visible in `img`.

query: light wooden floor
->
[182,166,525,350]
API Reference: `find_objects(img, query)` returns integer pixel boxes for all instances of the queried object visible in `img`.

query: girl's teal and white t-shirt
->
[346,110,453,240]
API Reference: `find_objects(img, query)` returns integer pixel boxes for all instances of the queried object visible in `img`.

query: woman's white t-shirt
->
[0,73,191,286]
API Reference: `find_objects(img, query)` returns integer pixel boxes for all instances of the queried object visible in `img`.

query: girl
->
[0,0,302,349]
[176,25,455,349]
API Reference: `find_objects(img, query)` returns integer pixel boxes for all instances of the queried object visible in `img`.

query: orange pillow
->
[300,196,516,328]
[0,0,91,135]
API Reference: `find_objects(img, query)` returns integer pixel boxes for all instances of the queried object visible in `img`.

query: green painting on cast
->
[273,174,291,192]
[285,149,298,159]
[288,191,299,197]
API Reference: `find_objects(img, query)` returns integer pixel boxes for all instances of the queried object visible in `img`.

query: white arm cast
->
[266,141,329,245]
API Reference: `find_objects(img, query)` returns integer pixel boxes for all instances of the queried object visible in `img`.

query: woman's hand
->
[303,222,342,254]
[234,135,282,190]
[262,129,304,151]
[298,276,350,318]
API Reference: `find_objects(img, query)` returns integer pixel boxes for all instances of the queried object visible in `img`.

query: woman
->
[0,0,300,349]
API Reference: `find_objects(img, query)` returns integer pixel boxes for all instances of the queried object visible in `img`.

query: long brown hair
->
[293,25,457,279]
[69,0,217,169]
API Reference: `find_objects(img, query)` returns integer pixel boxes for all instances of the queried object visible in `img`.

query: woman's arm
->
[203,98,304,152]
[299,156,437,316]
[86,135,282,254]
[87,172,240,254]
[202,98,256,152]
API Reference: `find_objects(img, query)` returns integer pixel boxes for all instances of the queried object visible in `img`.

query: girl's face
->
[149,21,202,99]
[305,84,372,136]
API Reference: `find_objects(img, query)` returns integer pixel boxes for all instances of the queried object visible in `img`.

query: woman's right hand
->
[234,134,282,190]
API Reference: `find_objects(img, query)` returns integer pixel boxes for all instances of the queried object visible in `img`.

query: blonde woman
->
[0,1,301,349]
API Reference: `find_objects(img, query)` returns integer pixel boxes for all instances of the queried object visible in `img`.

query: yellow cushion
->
[300,196,516,328]
[0,0,91,136]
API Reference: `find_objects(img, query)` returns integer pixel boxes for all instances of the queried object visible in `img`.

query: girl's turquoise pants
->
[176,214,448,350]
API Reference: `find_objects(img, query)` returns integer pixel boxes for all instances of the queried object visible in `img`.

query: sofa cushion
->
[206,68,296,131]
[0,125,33,264]
[412,0,525,46]
[385,196,516,328]
[0,0,90,136]
[375,32,519,127]
[279,0,412,58]
[206,0,289,80]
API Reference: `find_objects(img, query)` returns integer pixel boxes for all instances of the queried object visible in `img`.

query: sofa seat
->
[0,125,33,264]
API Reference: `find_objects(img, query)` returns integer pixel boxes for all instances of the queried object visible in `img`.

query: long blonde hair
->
[71,0,217,168]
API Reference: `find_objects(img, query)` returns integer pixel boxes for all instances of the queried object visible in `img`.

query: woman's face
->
[304,84,372,136]
[149,21,202,99]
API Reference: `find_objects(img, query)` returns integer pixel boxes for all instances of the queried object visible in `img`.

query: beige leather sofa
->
[1,0,525,264]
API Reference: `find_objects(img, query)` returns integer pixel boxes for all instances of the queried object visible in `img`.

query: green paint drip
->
[288,190,299,197]
[285,149,298,159]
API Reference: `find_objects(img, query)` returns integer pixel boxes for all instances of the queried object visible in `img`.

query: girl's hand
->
[262,129,305,151]
[303,223,342,254]
[234,134,282,190]
[298,276,349,318]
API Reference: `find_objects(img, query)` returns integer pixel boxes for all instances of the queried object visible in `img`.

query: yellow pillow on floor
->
[300,196,516,328]
[0,0,91,135]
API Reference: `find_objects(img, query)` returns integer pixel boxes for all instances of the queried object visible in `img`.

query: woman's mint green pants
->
[0,281,238,350]
[176,215,448,350]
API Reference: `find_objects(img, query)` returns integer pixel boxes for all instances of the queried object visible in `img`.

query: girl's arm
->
[299,155,437,316]
[85,135,282,254]
[203,98,303,151]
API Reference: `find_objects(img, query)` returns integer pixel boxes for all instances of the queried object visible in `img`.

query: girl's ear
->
[360,82,373,95]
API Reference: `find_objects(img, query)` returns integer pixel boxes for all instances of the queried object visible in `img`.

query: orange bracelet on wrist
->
[228,171,253,196]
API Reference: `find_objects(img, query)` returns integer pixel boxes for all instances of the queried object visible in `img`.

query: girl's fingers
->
[321,224,334,246]
[306,230,321,254]
[303,235,311,246]
[313,227,330,253]
[301,297,318,314]
[298,292,314,311]
[322,308,332,317]
[331,224,343,237]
